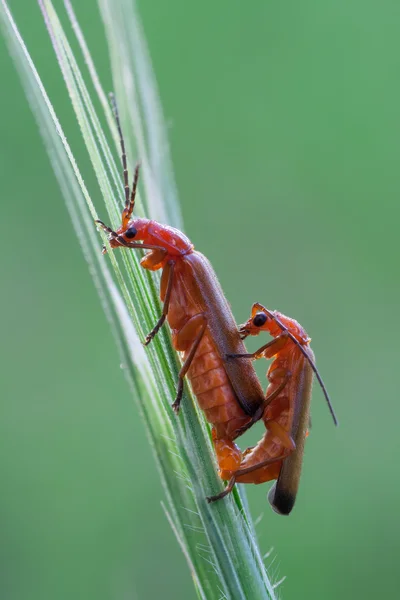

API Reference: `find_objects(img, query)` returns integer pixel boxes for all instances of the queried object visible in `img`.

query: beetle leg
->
[172,313,208,414]
[95,220,117,236]
[114,239,166,252]
[140,248,168,270]
[227,332,290,361]
[206,452,289,503]
[206,476,237,502]
[237,452,290,477]
[143,260,175,345]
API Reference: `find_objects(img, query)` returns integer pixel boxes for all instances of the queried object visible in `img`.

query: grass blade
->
[1,1,278,597]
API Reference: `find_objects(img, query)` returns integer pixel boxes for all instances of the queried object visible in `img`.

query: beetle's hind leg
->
[206,476,237,503]
[206,453,289,503]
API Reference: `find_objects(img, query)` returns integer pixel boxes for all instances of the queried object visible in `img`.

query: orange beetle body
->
[209,303,317,515]
[237,306,314,514]
[101,211,267,443]
[97,98,265,453]
[165,252,266,439]
[103,214,266,437]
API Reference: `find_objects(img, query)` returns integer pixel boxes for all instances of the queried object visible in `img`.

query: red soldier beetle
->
[207,303,337,515]
[96,95,267,444]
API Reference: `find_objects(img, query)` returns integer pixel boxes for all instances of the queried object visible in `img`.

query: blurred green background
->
[1,1,399,598]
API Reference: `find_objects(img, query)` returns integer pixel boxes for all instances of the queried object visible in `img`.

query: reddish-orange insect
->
[208,303,337,514]
[96,96,266,446]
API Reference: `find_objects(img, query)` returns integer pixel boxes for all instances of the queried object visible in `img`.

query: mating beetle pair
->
[96,96,337,515]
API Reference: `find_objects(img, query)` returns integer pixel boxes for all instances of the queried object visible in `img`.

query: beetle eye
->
[253,312,267,327]
[125,226,137,239]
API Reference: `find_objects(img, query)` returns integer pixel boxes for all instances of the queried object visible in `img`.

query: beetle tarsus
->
[143,334,153,346]
[172,381,183,414]
[206,476,236,503]
[171,399,181,414]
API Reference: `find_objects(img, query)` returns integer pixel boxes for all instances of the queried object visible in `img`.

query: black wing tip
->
[268,484,296,516]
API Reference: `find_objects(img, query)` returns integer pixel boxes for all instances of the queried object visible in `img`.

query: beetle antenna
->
[109,92,130,210]
[109,92,139,218]
[263,308,338,426]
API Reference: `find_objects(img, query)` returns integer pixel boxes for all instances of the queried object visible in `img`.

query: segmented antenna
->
[109,93,140,220]
[109,92,130,208]
[264,308,338,426]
